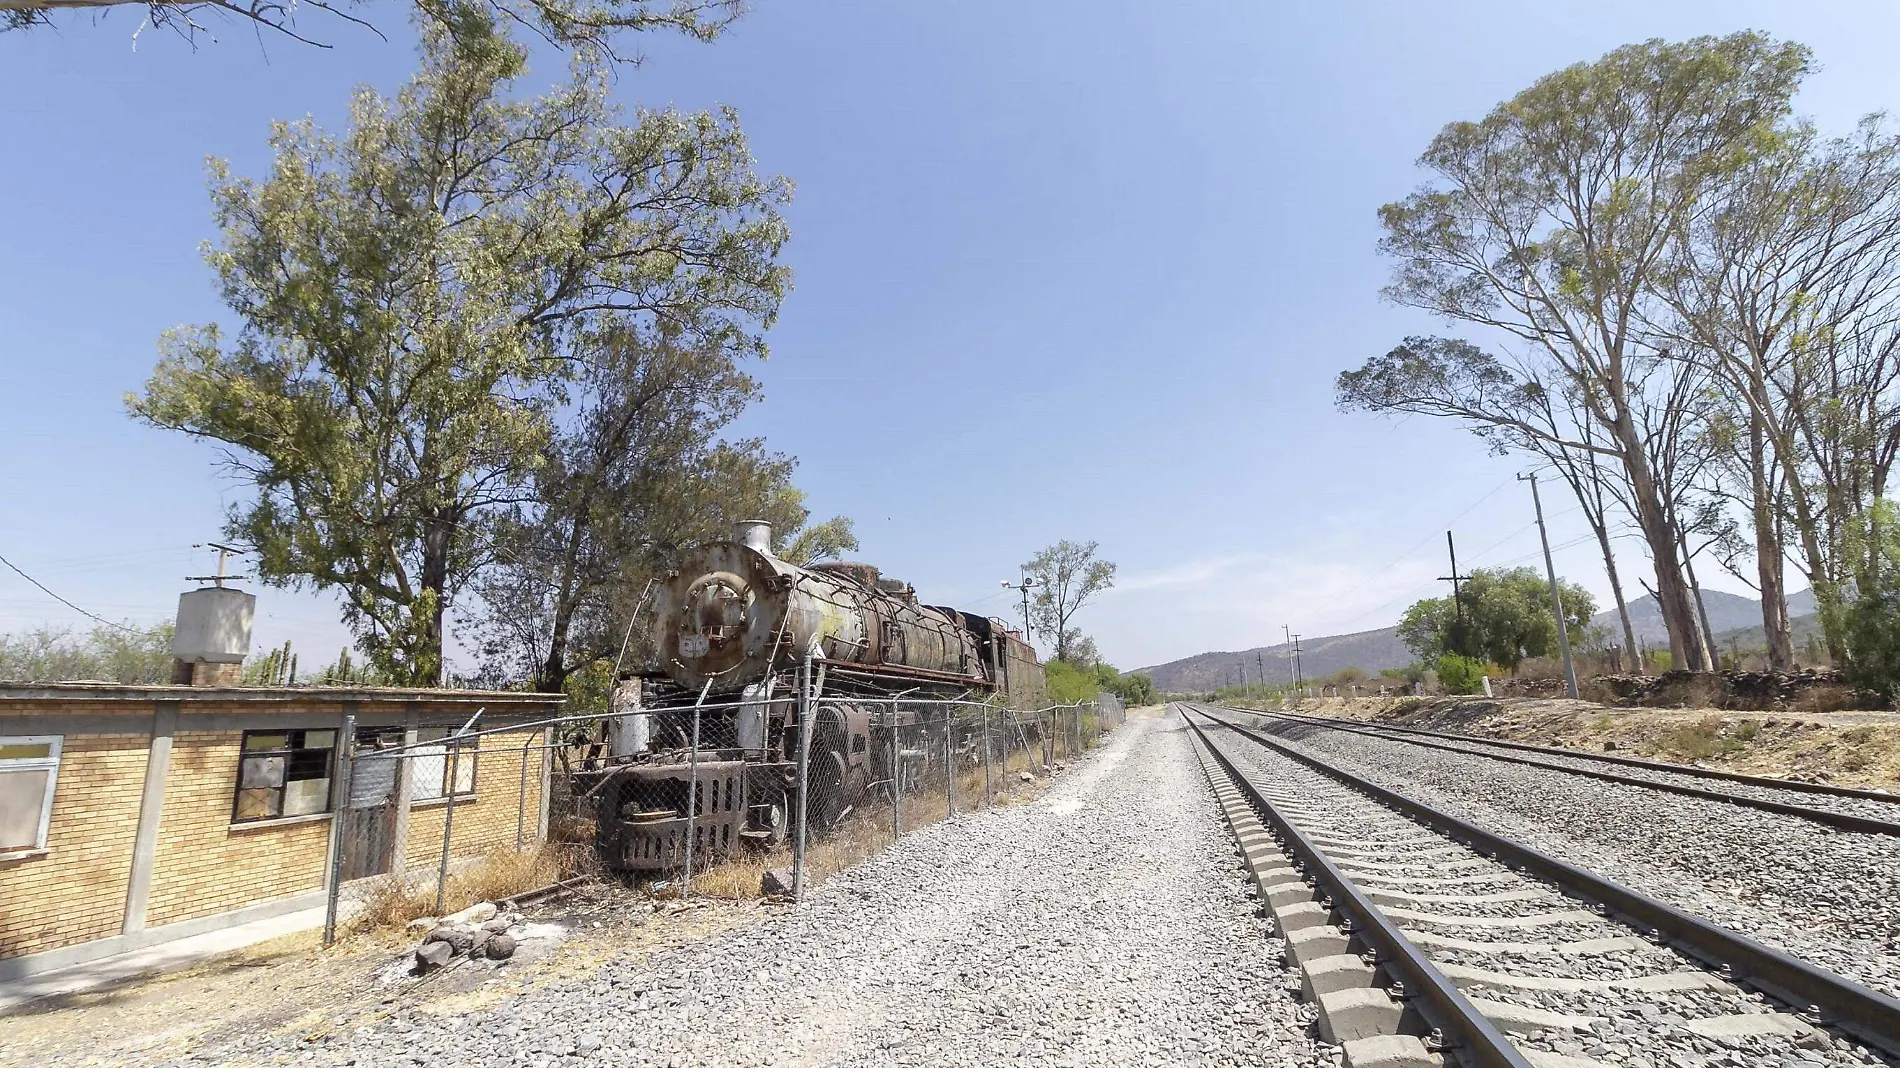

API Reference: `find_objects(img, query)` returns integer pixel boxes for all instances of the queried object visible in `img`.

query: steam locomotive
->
[587,521,1047,873]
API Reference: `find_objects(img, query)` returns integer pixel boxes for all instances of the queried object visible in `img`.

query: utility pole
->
[1000,575,1039,645]
[1437,531,1470,658]
[1291,633,1304,694]
[1521,473,1580,699]
[187,542,251,588]
[1283,625,1293,692]
[1255,649,1265,694]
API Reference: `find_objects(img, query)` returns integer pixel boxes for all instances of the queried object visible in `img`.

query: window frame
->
[0,735,62,855]
[411,726,479,803]
[230,729,337,825]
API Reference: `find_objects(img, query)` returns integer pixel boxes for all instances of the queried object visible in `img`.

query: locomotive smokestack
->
[733,520,773,555]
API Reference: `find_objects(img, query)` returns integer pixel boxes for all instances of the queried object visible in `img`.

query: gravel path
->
[252,712,1325,1068]
[1240,713,1900,1003]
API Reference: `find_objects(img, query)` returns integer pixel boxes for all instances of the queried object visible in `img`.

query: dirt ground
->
[1231,694,1900,789]
[0,882,766,1068]
[0,711,1156,1067]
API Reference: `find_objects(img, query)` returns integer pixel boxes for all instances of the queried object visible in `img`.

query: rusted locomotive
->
[588,521,1046,873]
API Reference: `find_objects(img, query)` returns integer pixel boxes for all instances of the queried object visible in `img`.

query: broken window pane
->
[240,755,285,789]
[234,787,281,821]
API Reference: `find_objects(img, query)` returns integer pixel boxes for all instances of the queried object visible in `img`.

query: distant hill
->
[1590,588,1816,648]
[1135,627,1413,694]
[1138,587,1822,693]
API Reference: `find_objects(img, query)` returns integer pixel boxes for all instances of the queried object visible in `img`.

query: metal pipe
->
[944,706,955,817]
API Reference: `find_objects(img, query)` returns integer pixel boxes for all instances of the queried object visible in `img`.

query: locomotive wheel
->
[811,749,851,829]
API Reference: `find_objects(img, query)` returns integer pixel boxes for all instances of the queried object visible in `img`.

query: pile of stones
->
[410,901,525,972]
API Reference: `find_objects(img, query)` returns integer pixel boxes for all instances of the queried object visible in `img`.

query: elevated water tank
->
[172,586,255,665]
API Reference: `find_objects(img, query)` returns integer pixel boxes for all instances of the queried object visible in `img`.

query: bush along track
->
[1181,704,1900,1068]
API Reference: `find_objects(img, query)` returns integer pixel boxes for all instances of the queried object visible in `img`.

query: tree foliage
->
[1397,566,1594,670]
[1,0,743,57]
[1343,32,1813,672]
[1022,540,1116,662]
[131,19,790,686]
[0,623,175,684]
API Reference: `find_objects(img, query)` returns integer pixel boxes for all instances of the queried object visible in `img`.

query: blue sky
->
[3,1,1898,672]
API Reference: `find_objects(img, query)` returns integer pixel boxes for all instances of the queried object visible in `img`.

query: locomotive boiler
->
[586,521,1046,873]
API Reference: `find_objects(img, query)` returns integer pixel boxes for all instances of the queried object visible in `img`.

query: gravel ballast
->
[1241,712,1900,1003]
[1199,719,1890,1068]
[254,712,1325,1068]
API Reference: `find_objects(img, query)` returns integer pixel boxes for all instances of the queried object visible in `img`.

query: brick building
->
[0,682,563,981]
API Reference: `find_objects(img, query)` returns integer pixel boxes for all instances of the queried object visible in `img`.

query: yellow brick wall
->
[0,733,149,960]
[404,729,546,868]
[145,730,332,928]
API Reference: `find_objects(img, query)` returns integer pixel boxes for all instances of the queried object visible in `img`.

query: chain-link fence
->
[318,672,1127,940]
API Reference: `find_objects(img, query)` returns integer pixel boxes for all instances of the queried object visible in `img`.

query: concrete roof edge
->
[0,682,567,705]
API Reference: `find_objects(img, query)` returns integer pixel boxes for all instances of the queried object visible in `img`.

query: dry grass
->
[344,843,583,936]
[684,729,1099,898]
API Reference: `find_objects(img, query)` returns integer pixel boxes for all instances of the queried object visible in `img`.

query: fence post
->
[793,656,815,901]
[982,704,994,807]
[435,743,460,916]
[515,732,532,851]
[890,696,901,839]
[683,693,705,898]
[942,706,954,817]
[434,707,483,916]
[322,713,356,947]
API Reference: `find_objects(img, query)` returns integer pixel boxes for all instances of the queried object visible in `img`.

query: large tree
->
[1654,115,1900,665]
[1,0,740,54]
[1345,33,1812,673]
[1397,566,1595,671]
[1023,540,1116,662]
[132,18,789,685]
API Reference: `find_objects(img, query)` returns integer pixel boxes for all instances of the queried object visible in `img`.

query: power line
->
[0,550,136,633]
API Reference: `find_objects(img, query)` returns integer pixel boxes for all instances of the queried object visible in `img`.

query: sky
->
[4,1,1899,673]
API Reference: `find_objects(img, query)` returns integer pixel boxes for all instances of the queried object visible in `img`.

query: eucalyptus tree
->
[1656,115,1900,662]
[1341,33,1812,671]
[132,17,790,685]
[472,328,858,694]
[1024,540,1116,663]
[2,0,740,54]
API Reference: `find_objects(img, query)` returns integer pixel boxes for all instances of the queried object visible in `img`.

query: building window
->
[0,736,61,854]
[412,727,477,801]
[232,729,336,823]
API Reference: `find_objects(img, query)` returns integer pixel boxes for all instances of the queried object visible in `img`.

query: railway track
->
[1180,704,1900,1068]
[1226,706,1900,836]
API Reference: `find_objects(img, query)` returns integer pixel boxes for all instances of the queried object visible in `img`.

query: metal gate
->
[340,728,399,881]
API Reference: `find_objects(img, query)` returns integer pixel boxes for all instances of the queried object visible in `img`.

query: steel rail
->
[1181,708,1535,1068]
[1257,707,1900,804]
[1231,707,1900,837]
[1195,705,1900,1057]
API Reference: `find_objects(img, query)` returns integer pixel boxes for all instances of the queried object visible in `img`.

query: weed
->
[345,843,582,936]
[1733,719,1761,742]
[1657,715,1745,762]
[1842,725,1876,745]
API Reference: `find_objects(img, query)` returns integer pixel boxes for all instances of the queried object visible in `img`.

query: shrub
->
[1435,653,1489,695]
